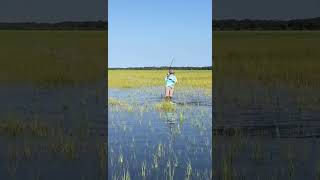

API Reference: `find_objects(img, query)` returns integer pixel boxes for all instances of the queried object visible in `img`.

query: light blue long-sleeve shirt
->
[165,74,177,87]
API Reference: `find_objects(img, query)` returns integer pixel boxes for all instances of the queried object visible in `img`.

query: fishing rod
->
[167,56,175,77]
[169,56,174,69]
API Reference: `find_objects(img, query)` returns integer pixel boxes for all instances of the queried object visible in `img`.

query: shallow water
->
[0,83,106,179]
[0,83,106,131]
[108,87,212,179]
[214,80,320,137]
[214,136,320,180]
[214,80,320,179]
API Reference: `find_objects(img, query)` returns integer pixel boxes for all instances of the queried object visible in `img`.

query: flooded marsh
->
[108,70,212,179]
[213,31,320,179]
[0,30,107,179]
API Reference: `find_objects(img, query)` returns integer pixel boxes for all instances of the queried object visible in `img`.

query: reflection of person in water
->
[162,112,181,142]
[162,111,179,176]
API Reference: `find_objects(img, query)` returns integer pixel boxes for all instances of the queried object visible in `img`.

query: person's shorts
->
[166,86,174,89]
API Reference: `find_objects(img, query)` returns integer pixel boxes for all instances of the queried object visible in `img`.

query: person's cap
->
[169,68,174,74]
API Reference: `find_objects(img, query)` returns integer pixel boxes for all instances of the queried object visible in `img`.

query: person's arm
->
[173,76,177,83]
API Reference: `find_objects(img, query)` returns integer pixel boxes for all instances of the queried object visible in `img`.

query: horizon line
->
[108,65,212,68]
[213,16,320,21]
[0,16,319,23]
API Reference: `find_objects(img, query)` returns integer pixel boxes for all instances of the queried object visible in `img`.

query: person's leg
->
[169,87,174,98]
[165,87,170,100]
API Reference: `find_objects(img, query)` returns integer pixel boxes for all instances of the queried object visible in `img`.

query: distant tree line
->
[213,17,320,30]
[108,66,212,70]
[0,21,107,30]
[2,17,320,30]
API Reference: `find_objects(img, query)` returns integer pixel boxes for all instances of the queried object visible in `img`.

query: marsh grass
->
[108,70,212,90]
[0,115,96,139]
[213,137,320,180]
[108,67,211,179]
[0,30,107,179]
[6,133,106,180]
[155,101,176,112]
[109,100,212,179]
[109,97,211,179]
[213,31,320,179]
[0,30,107,85]
[213,31,320,88]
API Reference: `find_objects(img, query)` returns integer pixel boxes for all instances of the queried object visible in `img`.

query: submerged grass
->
[109,94,212,179]
[108,97,134,112]
[108,97,127,106]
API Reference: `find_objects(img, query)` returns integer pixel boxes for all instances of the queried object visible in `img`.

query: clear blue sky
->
[108,0,212,68]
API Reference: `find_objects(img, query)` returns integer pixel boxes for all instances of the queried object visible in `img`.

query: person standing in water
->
[165,68,177,101]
